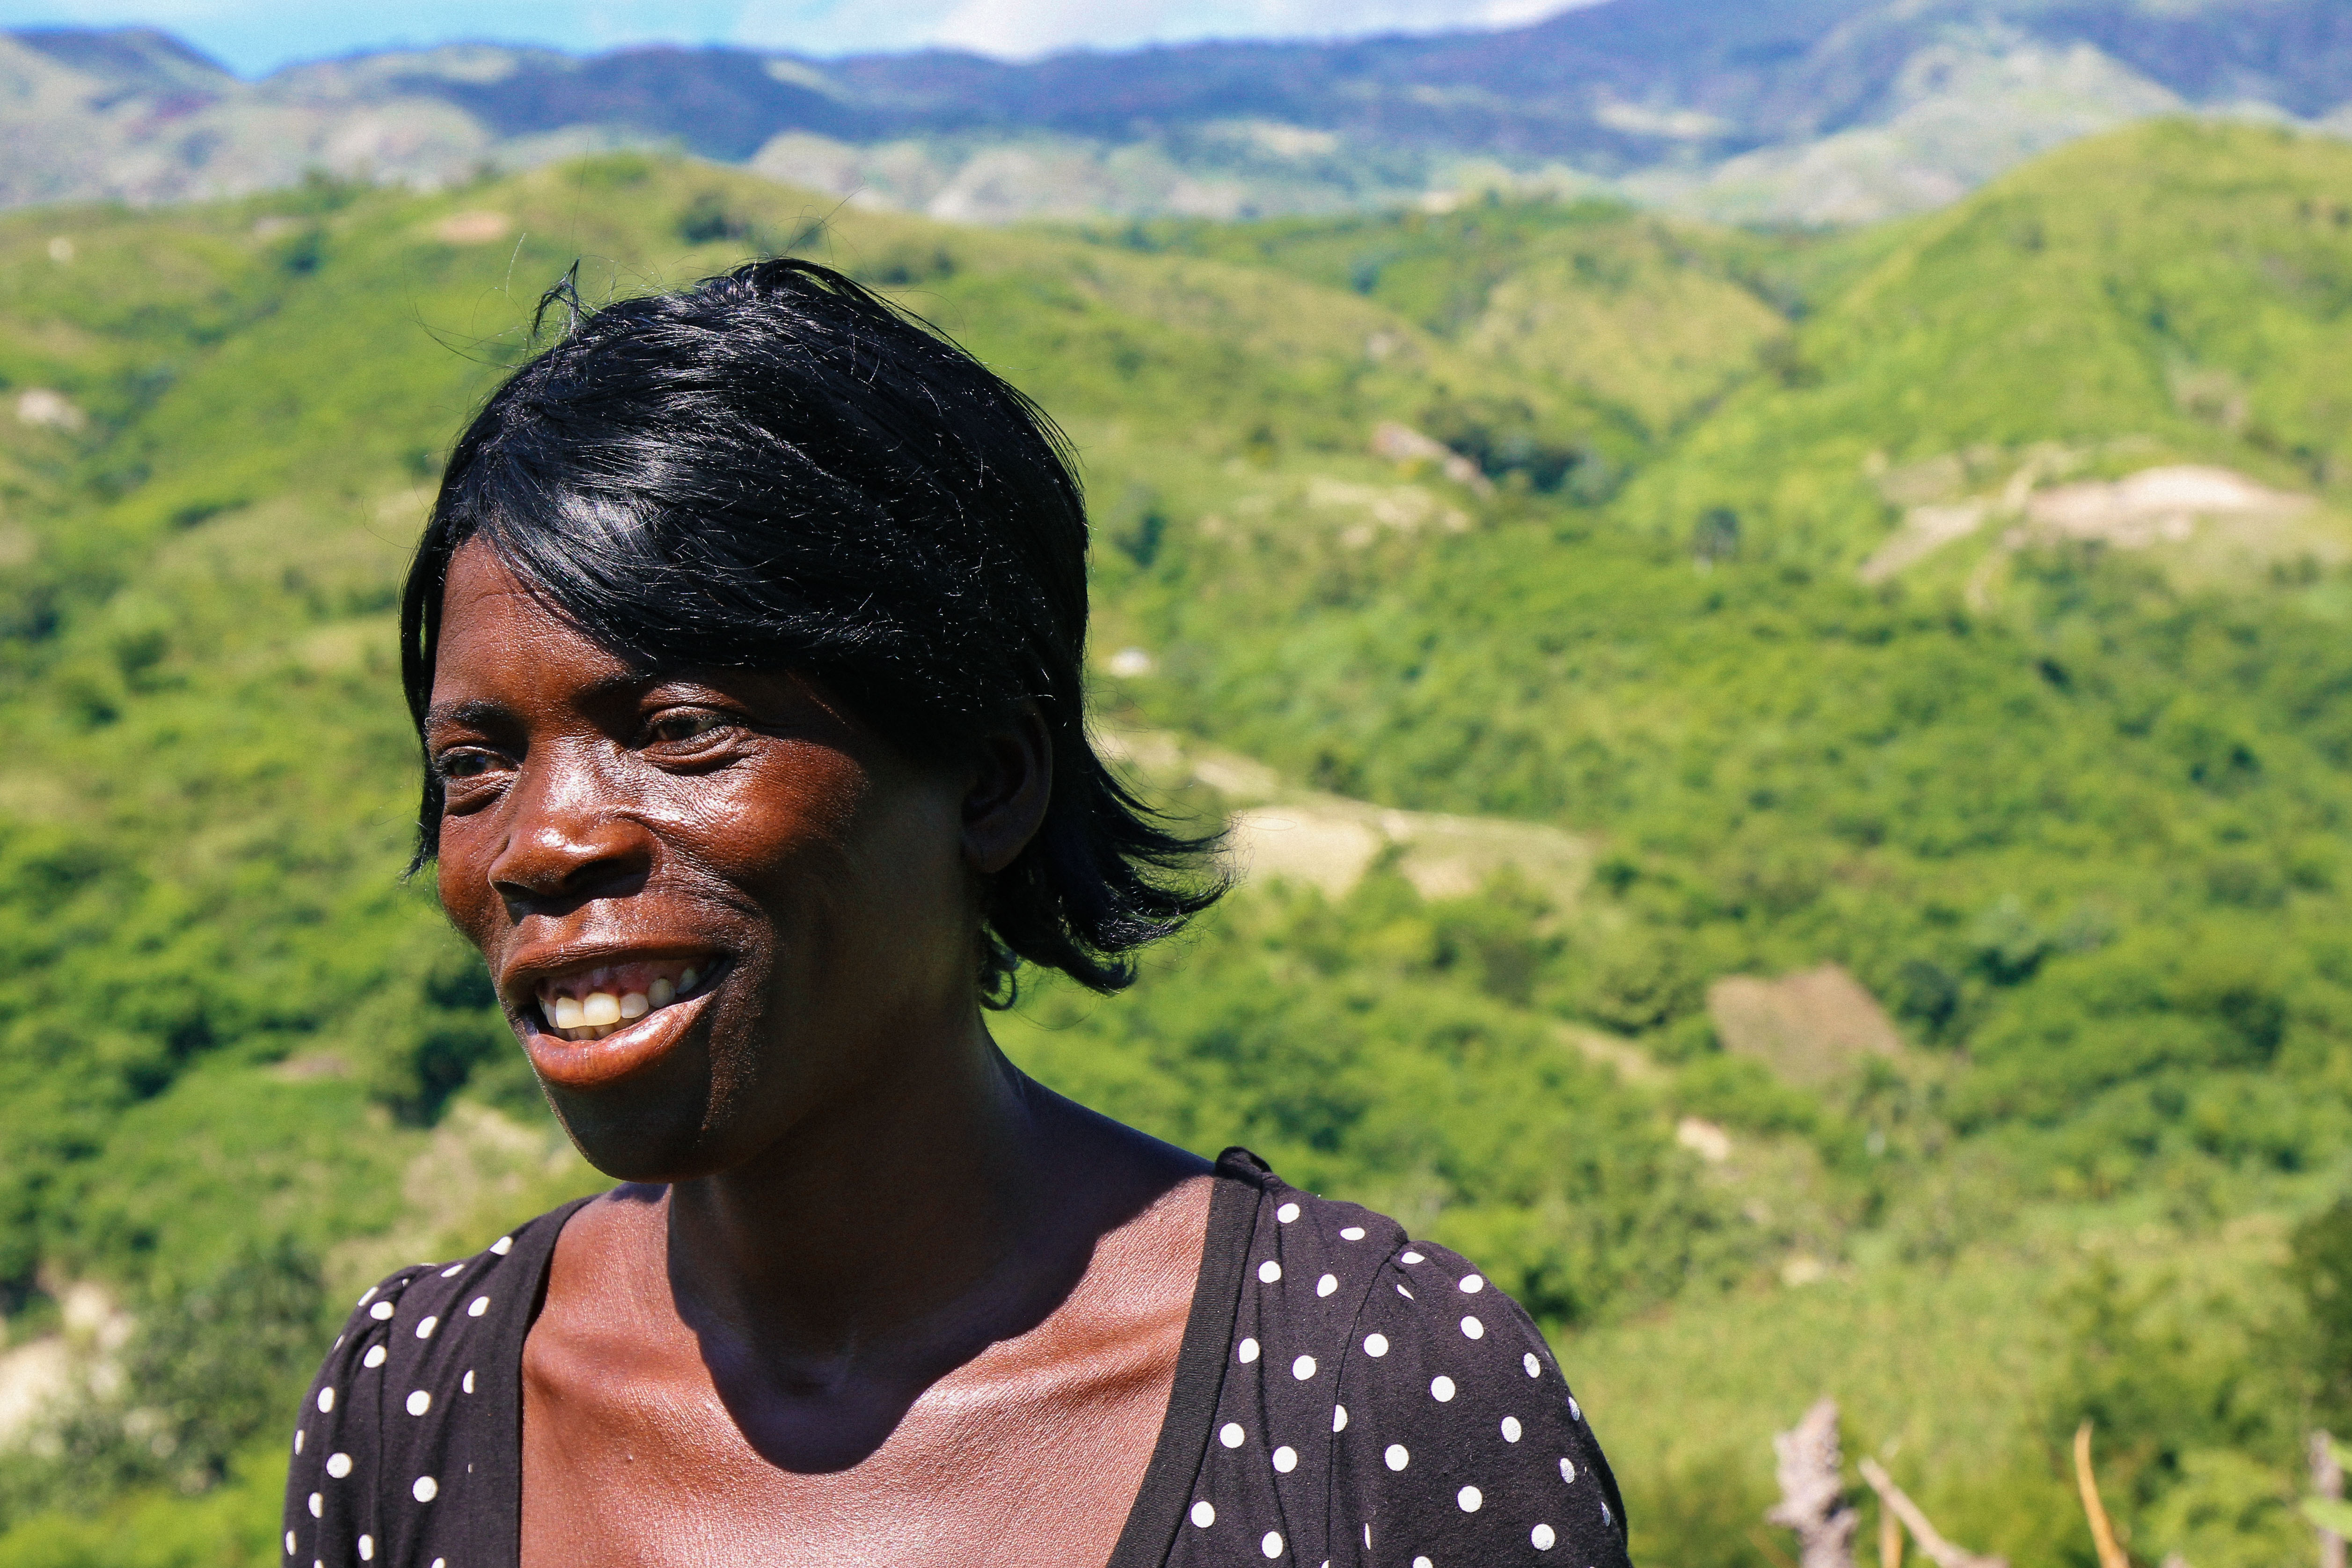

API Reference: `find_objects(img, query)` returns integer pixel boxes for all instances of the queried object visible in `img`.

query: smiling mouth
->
[533,959,714,1043]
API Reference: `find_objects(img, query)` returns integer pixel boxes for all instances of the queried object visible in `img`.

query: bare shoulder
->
[543,1183,665,1269]
[990,1093,1216,1374]
[1031,1083,1215,1298]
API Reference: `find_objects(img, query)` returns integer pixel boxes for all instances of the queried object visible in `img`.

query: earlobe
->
[963,710,1053,875]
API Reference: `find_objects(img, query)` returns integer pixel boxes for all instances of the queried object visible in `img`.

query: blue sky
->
[0,0,1585,73]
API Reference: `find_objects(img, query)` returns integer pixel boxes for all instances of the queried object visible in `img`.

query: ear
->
[962,707,1053,875]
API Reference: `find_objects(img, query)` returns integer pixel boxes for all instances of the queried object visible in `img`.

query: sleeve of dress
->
[284,1265,424,1568]
[1328,1237,1631,1568]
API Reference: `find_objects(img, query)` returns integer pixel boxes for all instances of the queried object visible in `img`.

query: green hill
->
[0,122,2346,1568]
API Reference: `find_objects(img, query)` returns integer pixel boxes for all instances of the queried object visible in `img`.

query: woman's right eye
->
[436,749,505,782]
[650,710,726,743]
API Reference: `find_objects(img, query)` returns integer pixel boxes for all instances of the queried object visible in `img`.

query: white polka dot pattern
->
[282,1198,596,1568]
[1163,1154,1631,1568]
[281,1156,1632,1568]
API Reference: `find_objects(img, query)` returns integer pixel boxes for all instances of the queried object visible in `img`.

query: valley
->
[0,121,2345,1565]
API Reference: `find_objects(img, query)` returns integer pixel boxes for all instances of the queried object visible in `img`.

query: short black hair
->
[399,257,1222,998]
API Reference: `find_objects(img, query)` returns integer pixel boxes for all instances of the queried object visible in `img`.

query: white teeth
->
[541,967,707,1040]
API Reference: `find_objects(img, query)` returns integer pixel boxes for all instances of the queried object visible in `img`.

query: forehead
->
[430,540,643,708]
[426,538,867,744]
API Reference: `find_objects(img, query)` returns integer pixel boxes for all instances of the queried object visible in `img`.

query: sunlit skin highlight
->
[425,541,1213,1567]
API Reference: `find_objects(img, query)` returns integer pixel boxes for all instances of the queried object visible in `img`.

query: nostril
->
[489,821,654,907]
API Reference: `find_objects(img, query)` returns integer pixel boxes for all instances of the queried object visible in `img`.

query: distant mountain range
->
[4,0,2349,224]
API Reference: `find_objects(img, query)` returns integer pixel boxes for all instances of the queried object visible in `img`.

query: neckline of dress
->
[496,1152,1273,1567]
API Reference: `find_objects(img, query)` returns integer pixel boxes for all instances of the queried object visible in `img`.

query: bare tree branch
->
[1769,1399,1859,1568]
[2316,1430,2346,1568]
[2074,1422,2131,1568]
[1858,1457,2007,1568]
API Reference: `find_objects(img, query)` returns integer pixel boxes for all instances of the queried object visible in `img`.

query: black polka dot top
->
[285,1149,1633,1568]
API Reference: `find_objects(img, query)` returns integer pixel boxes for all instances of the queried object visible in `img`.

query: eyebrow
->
[422,697,511,734]
[420,671,675,735]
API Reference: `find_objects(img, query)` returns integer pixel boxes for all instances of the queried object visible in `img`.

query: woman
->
[285,259,1632,1568]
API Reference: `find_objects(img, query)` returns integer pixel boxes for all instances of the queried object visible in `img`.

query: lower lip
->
[523,988,715,1091]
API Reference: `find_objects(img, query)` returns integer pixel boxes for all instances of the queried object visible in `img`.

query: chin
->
[544,1084,736,1186]
[528,1024,801,1188]
[521,1018,728,1184]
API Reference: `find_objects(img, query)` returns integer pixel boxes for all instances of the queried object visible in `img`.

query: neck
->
[660,1007,1063,1380]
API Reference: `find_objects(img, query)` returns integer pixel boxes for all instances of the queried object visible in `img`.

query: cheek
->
[432,819,501,940]
[698,759,968,967]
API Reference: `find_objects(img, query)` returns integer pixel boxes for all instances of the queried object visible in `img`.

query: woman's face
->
[424,540,991,1180]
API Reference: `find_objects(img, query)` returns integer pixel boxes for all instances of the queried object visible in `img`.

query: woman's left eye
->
[648,710,730,744]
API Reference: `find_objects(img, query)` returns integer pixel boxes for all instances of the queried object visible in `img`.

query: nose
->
[485,739,652,912]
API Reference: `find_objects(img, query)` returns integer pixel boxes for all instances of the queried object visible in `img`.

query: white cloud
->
[931,0,1199,57]
[924,0,1584,58]
[729,0,964,56]
[0,0,1598,72]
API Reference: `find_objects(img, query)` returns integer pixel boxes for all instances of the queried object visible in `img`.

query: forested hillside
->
[0,121,2347,1568]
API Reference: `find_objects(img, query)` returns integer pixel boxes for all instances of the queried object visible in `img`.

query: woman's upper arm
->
[1329,1240,1631,1566]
